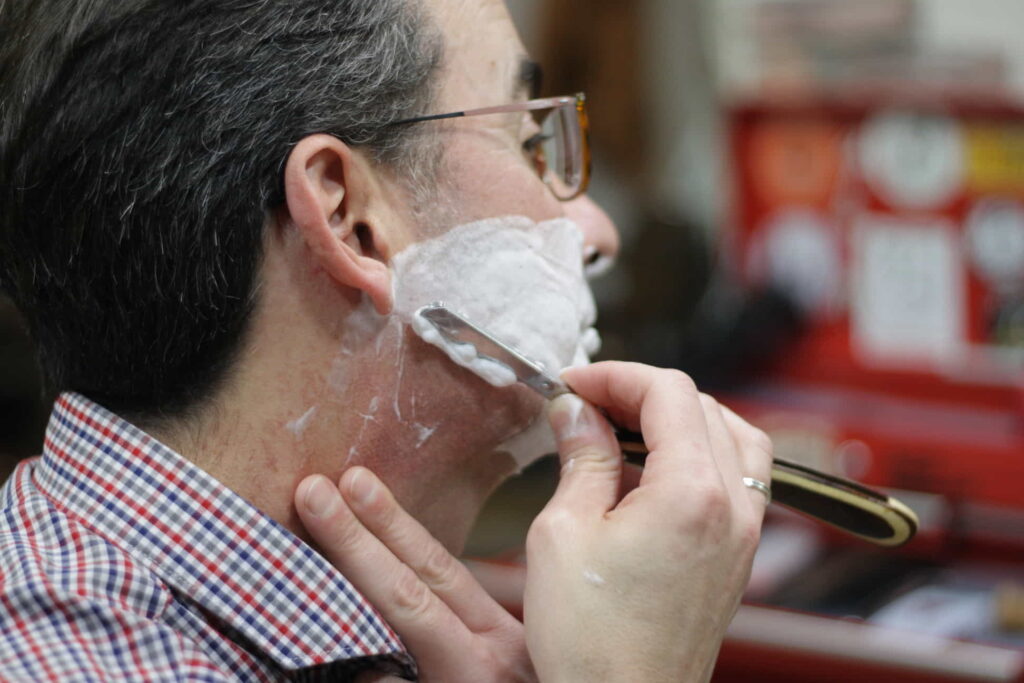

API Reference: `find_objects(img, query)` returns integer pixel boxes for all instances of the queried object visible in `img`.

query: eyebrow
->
[515,58,543,99]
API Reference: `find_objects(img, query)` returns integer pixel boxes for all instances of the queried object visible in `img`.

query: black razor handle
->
[616,433,918,547]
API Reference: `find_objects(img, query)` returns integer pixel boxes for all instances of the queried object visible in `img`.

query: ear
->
[283,134,394,315]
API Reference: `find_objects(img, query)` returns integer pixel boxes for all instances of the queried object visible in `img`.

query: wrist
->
[530,633,713,683]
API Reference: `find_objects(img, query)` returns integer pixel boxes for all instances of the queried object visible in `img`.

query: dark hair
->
[0,0,443,422]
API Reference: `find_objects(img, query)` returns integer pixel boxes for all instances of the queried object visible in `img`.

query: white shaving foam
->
[410,314,518,386]
[391,215,599,469]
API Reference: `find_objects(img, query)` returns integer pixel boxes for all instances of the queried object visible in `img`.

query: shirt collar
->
[34,392,408,671]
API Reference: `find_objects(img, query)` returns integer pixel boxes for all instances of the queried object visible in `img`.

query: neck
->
[152,306,521,553]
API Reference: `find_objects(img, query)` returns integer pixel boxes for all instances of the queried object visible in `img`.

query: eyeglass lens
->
[537,104,584,199]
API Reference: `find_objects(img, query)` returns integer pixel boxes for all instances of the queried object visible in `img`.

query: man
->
[0,0,773,680]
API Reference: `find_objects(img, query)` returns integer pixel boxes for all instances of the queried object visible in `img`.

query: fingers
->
[526,366,772,683]
[561,362,715,487]
[336,467,515,635]
[720,404,774,511]
[545,394,622,515]
[698,392,745,507]
[294,474,480,670]
[562,362,773,516]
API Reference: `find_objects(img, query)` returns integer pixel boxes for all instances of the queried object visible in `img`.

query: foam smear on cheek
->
[391,215,600,469]
[320,298,445,454]
[285,406,318,438]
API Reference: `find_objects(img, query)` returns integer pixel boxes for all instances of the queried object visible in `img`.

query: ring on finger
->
[742,476,771,504]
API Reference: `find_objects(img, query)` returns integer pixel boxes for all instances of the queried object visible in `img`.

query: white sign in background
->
[858,111,964,211]
[851,216,965,367]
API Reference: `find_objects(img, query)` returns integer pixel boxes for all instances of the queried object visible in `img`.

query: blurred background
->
[471,1,1024,681]
[3,0,1024,680]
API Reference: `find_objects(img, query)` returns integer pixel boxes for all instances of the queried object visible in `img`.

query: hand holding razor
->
[417,303,919,547]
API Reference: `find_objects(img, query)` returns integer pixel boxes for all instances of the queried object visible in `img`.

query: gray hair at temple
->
[0,0,443,424]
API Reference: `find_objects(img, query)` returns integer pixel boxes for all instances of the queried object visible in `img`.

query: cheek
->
[386,337,540,481]
[393,216,592,379]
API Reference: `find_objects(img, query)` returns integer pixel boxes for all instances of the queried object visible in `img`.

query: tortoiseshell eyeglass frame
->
[390,92,591,201]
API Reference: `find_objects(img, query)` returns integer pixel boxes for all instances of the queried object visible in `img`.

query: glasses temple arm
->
[391,96,577,126]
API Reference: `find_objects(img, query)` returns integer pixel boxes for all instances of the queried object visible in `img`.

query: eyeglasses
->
[391,92,591,201]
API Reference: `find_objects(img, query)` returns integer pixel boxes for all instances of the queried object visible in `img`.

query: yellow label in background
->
[965,124,1024,195]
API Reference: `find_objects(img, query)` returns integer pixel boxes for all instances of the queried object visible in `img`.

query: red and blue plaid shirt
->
[0,393,413,681]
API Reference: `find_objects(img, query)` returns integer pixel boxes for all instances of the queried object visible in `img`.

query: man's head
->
[1,0,620,543]
[0,0,443,422]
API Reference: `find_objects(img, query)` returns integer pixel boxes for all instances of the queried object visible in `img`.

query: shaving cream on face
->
[391,215,599,468]
[410,315,518,387]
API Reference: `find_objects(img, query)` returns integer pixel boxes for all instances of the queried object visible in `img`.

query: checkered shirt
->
[0,393,414,681]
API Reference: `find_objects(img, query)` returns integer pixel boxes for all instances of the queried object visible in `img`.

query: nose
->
[563,193,620,273]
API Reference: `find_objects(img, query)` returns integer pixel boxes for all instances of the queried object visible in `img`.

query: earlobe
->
[283,134,394,315]
[347,229,394,315]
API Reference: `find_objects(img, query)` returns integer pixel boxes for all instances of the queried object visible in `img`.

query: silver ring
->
[742,477,771,504]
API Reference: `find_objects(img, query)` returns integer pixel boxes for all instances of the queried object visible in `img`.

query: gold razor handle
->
[617,435,919,547]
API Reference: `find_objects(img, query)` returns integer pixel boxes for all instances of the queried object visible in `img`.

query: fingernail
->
[347,468,377,506]
[548,394,591,441]
[303,476,339,518]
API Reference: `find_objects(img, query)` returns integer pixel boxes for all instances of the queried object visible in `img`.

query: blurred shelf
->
[718,604,1024,682]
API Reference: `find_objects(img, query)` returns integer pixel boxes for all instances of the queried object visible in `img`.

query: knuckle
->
[663,369,698,396]
[527,508,576,551]
[746,427,774,459]
[563,445,619,474]
[699,392,723,416]
[384,523,418,558]
[417,539,459,591]
[663,477,733,536]
[688,481,731,522]
[391,565,432,617]
[371,497,419,551]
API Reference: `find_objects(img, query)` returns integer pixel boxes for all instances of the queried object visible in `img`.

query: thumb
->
[545,393,623,515]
